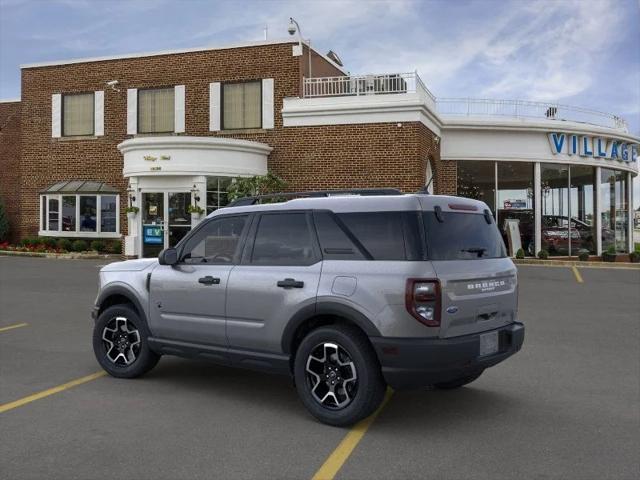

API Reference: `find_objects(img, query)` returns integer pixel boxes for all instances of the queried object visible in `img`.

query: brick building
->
[0,38,637,257]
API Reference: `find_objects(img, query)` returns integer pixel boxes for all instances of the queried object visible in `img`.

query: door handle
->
[198,276,220,285]
[277,278,304,288]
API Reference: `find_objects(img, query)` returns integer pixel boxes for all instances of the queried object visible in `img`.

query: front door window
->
[142,192,165,258]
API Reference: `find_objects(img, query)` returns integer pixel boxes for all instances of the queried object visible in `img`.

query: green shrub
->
[577,250,589,261]
[39,237,58,249]
[90,240,106,252]
[71,239,88,252]
[57,238,73,251]
[515,248,525,259]
[606,244,616,255]
[630,251,640,263]
[108,240,122,254]
[227,173,287,201]
[0,198,9,242]
[537,249,549,260]
[20,237,38,247]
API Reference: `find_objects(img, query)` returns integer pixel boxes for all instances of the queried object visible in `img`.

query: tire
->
[92,303,160,378]
[433,371,483,390]
[294,324,386,427]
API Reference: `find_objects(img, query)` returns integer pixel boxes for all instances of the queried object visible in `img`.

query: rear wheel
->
[433,371,483,390]
[92,304,160,378]
[294,325,386,427]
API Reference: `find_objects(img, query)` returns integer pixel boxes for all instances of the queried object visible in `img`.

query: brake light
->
[405,279,441,327]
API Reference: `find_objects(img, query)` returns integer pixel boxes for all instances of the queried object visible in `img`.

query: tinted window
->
[424,212,506,260]
[182,215,247,264]
[336,212,407,260]
[313,211,365,260]
[251,213,317,265]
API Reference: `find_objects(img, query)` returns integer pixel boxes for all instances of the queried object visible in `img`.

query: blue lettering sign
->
[621,144,628,161]
[570,135,578,155]
[610,141,619,159]
[580,136,593,156]
[596,138,607,157]
[548,133,565,154]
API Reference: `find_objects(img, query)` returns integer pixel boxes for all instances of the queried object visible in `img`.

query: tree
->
[227,173,287,201]
[0,198,9,242]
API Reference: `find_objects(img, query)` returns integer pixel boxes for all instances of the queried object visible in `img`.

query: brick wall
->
[0,101,21,242]
[17,41,443,241]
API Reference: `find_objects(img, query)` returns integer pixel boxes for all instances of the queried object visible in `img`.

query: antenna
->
[263,24,268,40]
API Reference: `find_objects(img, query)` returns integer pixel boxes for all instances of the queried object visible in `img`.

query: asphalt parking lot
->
[1,256,638,480]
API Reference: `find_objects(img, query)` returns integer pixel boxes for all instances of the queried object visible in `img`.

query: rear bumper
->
[371,322,524,390]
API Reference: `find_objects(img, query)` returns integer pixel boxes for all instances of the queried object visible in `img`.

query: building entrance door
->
[141,191,191,258]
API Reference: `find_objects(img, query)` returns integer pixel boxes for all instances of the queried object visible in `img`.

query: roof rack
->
[225,188,403,207]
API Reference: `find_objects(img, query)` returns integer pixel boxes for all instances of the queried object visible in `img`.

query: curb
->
[0,250,123,260]
[514,259,640,269]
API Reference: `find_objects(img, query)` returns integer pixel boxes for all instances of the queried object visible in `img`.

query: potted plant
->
[187,204,205,220]
[602,245,617,262]
[577,249,590,262]
[629,246,640,263]
[515,248,525,259]
[125,206,139,222]
[537,249,549,260]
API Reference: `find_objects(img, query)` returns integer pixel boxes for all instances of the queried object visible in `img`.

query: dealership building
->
[0,39,637,258]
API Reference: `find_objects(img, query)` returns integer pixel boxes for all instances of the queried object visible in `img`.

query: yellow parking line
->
[312,388,394,480]
[0,322,28,333]
[0,371,107,414]
[571,266,584,283]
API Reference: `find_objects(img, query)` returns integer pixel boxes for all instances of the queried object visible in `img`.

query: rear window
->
[423,211,506,260]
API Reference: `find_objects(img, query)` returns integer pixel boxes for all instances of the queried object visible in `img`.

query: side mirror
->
[158,248,178,266]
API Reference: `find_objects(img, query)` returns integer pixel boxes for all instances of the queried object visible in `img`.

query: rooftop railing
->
[301,73,628,132]
[436,98,628,132]
[303,72,436,101]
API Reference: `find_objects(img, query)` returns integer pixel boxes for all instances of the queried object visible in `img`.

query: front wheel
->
[294,325,386,427]
[92,304,160,378]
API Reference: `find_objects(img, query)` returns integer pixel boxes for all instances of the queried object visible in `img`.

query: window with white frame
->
[62,92,95,136]
[138,87,175,133]
[39,181,120,237]
[222,81,261,129]
[206,177,232,214]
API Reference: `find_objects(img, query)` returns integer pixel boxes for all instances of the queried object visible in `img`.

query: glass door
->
[142,192,165,258]
[168,192,191,248]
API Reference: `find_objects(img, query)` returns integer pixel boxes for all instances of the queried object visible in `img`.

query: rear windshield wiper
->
[461,247,487,257]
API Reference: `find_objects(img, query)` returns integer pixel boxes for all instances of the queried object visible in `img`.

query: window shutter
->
[262,78,274,129]
[174,85,185,133]
[51,94,62,138]
[127,88,137,135]
[94,91,104,136]
[209,82,221,131]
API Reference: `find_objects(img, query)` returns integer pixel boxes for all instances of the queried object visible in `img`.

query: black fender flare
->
[95,283,147,325]
[281,301,381,354]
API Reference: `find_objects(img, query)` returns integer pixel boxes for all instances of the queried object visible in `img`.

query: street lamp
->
[288,17,312,79]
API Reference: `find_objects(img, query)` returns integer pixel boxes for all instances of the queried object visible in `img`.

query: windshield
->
[423,211,507,260]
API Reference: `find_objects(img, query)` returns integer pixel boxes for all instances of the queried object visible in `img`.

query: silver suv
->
[92,190,524,426]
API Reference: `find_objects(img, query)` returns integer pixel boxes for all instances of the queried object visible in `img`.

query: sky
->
[0,0,639,205]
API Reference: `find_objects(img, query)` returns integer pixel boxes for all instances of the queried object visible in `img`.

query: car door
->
[226,211,322,355]
[148,214,250,349]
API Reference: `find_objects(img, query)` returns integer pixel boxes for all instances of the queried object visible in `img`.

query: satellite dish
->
[326,50,343,67]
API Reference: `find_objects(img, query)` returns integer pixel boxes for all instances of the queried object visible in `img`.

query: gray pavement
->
[0,256,638,480]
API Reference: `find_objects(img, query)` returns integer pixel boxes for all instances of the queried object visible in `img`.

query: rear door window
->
[251,212,319,266]
[423,211,506,260]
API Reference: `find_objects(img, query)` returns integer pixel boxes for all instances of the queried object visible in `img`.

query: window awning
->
[40,180,119,195]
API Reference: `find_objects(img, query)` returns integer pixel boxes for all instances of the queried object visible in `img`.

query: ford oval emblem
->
[446,306,459,314]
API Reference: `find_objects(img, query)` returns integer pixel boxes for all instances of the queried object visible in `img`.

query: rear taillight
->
[405,279,441,327]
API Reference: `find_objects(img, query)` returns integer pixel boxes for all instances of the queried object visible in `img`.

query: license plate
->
[479,331,499,357]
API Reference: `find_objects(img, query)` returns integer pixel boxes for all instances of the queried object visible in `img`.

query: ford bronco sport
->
[92,190,524,426]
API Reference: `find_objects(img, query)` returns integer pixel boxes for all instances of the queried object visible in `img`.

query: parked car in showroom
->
[91,190,525,426]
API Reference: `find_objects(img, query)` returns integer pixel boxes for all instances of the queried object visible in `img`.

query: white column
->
[534,162,541,256]
[51,94,62,138]
[262,78,274,129]
[174,85,186,133]
[595,166,602,256]
[628,171,633,253]
[209,82,221,131]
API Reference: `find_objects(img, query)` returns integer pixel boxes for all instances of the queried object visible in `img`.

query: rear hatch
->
[422,207,518,338]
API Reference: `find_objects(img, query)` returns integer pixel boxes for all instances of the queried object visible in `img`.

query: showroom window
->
[62,92,94,136]
[601,168,628,253]
[222,81,261,130]
[569,165,596,254]
[206,177,232,214]
[457,161,496,213]
[497,162,535,256]
[39,181,120,237]
[138,87,175,133]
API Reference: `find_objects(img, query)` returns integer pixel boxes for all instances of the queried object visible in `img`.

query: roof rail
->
[225,188,403,207]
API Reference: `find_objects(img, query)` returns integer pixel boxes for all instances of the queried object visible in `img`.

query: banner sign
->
[548,132,638,163]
